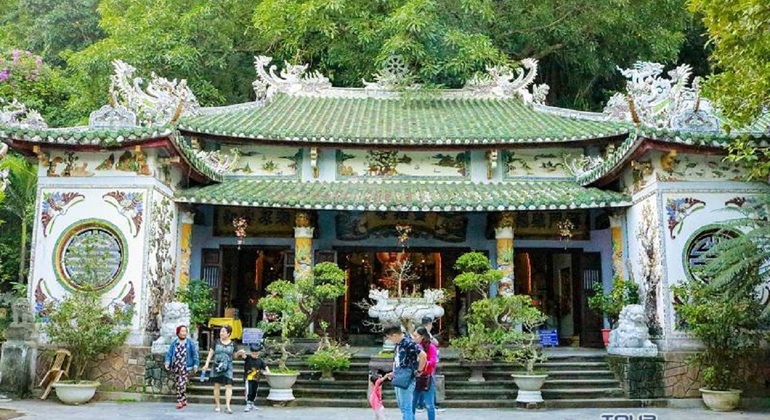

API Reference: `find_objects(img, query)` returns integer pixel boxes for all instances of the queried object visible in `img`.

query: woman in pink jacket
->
[411,326,438,420]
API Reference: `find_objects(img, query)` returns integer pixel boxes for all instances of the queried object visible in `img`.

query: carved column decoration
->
[486,149,498,180]
[294,212,314,280]
[608,211,624,279]
[310,147,319,178]
[178,211,194,289]
[495,212,515,296]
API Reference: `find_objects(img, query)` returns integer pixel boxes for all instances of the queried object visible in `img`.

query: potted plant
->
[175,278,215,340]
[672,278,767,411]
[588,276,640,346]
[44,284,131,404]
[257,275,309,401]
[500,295,549,404]
[306,325,351,381]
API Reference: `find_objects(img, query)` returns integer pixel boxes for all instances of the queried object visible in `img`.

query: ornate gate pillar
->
[495,212,515,296]
[293,211,314,279]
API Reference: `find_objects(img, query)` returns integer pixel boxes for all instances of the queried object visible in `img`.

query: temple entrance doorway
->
[512,249,603,348]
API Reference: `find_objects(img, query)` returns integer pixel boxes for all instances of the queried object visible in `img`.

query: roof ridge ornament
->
[362,55,420,92]
[252,56,332,99]
[463,58,545,103]
[109,60,200,126]
[603,61,720,132]
[0,98,48,129]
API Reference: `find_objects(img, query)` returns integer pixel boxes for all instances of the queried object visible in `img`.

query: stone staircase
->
[162,348,651,409]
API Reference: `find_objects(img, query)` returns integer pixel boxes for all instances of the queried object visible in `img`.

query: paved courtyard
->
[1,400,769,420]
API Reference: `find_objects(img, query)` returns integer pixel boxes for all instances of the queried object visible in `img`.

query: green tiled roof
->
[0,124,174,147]
[177,94,630,145]
[176,178,630,211]
[169,136,223,182]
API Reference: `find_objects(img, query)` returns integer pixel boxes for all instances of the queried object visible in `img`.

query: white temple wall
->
[28,148,182,346]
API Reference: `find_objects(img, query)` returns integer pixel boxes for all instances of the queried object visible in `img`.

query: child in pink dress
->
[369,374,387,420]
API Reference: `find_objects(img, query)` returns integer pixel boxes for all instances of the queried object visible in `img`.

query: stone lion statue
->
[608,304,658,357]
[151,301,191,354]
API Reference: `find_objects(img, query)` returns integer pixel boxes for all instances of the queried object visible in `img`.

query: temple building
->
[1,56,768,353]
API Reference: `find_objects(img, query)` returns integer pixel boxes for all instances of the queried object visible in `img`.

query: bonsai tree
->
[306,323,351,381]
[43,234,132,383]
[500,295,548,375]
[588,276,640,328]
[175,279,215,337]
[258,262,346,338]
[672,278,767,392]
[453,252,504,298]
[450,323,496,362]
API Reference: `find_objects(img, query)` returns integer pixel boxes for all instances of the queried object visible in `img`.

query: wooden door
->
[579,253,603,347]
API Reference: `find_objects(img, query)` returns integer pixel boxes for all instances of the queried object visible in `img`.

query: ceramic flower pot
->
[264,372,300,402]
[511,373,548,403]
[53,380,100,405]
[699,388,742,412]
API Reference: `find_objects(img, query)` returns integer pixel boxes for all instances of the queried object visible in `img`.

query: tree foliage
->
[688,0,770,126]
[254,0,692,108]
[175,279,216,327]
[63,0,262,119]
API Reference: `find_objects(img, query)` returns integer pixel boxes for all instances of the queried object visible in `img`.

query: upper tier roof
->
[176,94,629,146]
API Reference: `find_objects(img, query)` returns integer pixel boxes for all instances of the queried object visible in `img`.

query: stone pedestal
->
[0,299,38,398]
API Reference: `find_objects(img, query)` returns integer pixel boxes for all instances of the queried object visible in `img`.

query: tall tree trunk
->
[18,217,27,285]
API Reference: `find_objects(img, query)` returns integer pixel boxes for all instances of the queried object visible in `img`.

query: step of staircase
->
[184,349,642,408]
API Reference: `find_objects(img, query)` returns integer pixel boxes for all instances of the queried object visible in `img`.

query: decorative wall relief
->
[630,160,653,192]
[657,153,745,182]
[145,196,175,333]
[636,202,662,335]
[33,278,56,322]
[335,212,467,242]
[337,149,468,178]
[504,148,573,178]
[665,197,706,239]
[53,219,128,292]
[683,226,740,283]
[40,191,85,236]
[103,191,144,237]
[92,149,152,175]
[223,145,301,176]
[726,196,769,220]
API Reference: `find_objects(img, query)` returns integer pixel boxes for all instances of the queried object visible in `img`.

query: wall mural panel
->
[657,152,746,182]
[221,145,301,177]
[504,148,577,178]
[337,149,468,178]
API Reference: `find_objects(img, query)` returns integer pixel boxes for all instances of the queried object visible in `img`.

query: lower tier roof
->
[175,179,630,211]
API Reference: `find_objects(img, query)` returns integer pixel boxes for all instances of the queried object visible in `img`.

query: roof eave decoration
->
[169,136,225,183]
[603,62,722,133]
[574,134,642,186]
[251,55,550,102]
[109,60,201,126]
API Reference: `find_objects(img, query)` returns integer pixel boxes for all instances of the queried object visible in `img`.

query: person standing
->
[383,324,426,420]
[164,325,200,409]
[203,324,236,414]
[415,316,444,412]
[411,326,438,420]
[235,343,270,412]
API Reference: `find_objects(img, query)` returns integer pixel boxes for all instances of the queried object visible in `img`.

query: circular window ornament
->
[54,219,127,292]
[683,225,739,282]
